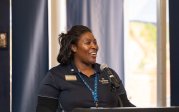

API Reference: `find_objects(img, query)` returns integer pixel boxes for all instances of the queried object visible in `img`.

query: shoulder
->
[41,64,70,86]
[49,64,67,72]
[47,64,71,78]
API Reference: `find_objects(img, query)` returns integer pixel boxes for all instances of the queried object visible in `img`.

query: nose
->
[91,42,98,50]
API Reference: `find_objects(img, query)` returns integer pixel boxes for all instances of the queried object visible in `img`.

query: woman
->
[36,25,134,112]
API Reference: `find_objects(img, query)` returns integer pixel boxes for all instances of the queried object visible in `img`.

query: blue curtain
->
[0,0,10,112]
[67,0,124,81]
[169,0,179,106]
[12,0,48,112]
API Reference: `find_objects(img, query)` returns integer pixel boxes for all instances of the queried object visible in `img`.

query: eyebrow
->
[84,38,96,41]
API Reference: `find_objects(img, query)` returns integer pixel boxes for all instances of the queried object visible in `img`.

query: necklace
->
[77,71,99,107]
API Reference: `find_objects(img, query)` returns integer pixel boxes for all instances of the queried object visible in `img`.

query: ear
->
[71,44,77,52]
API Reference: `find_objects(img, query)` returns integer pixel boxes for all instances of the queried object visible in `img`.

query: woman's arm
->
[119,93,135,107]
[36,72,60,112]
[36,96,58,112]
[109,68,135,107]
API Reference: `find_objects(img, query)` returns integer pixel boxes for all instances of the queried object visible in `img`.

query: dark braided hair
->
[57,25,92,65]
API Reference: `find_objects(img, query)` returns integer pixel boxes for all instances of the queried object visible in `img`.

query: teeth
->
[91,53,96,55]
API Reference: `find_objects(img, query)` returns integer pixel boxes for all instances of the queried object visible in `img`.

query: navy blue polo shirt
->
[38,63,128,112]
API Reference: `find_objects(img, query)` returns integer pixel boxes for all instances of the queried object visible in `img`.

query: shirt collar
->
[67,61,101,74]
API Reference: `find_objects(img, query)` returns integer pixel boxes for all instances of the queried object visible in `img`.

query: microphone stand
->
[110,80,123,107]
[100,64,123,107]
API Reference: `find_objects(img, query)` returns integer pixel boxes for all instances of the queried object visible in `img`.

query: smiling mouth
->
[90,52,97,57]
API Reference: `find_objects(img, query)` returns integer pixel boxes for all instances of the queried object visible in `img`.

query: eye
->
[93,40,97,45]
[84,41,91,45]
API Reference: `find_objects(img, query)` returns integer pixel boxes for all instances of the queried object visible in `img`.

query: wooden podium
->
[72,107,179,112]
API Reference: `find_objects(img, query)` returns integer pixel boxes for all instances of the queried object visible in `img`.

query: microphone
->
[100,64,120,88]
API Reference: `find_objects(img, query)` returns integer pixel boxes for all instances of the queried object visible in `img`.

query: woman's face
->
[72,32,99,65]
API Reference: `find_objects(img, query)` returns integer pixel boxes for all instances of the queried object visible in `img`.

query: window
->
[124,0,170,106]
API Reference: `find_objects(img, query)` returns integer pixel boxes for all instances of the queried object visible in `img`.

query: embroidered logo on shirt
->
[99,78,109,84]
[65,75,77,81]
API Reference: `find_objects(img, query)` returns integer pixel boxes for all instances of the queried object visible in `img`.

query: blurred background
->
[1,0,179,112]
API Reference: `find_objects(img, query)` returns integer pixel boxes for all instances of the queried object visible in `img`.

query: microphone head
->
[100,64,108,70]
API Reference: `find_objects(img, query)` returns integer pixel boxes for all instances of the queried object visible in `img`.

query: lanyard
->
[77,72,99,107]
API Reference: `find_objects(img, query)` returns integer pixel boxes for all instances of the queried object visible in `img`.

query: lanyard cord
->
[77,72,99,107]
